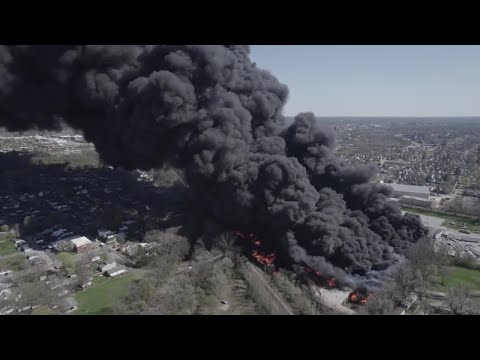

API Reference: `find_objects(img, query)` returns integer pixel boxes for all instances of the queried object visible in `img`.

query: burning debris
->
[0,45,428,282]
[234,230,277,267]
[348,287,373,306]
[251,250,276,266]
[304,266,337,288]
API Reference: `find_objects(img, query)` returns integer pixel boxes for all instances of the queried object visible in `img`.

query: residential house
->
[98,261,117,273]
[105,265,127,278]
[59,297,78,313]
[98,229,117,243]
[400,293,418,311]
[80,277,93,289]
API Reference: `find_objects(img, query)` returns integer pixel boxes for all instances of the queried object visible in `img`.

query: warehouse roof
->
[383,183,430,196]
[68,236,92,247]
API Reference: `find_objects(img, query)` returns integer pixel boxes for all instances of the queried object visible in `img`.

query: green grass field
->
[402,207,480,233]
[433,266,480,291]
[74,271,140,315]
[0,253,24,271]
[0,234,17,256]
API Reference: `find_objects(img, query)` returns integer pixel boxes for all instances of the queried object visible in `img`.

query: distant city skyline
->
[250,45,480,117]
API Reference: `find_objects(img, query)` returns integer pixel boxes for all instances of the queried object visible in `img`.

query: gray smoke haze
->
[0,45,427,278]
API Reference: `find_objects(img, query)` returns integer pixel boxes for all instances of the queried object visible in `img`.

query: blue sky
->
[250,45,480,117]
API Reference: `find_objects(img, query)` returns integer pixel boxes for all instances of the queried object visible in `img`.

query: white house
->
[98,261,117,273]
[105,265,127,278]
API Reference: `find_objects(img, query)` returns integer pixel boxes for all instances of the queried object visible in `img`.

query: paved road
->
[403,211,480,243]
[446,229,480,243]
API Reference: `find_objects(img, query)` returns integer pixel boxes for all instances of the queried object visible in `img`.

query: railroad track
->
[245,261,294,315]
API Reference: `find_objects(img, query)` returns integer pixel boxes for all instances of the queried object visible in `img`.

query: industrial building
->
[383,183,430,199]
[67,236,93,253]
[399,195,433,208]
[383,182,432,209]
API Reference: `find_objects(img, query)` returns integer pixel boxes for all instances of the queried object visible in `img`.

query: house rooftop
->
[106,265,127,276]
[59,297,78,312]
[67,236,92,247]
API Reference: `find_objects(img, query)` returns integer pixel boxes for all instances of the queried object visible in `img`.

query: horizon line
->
[284,115,480,118]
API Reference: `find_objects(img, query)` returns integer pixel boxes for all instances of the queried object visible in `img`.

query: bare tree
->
[447,286,470,315]
[144,230,190,264]
[15,281,60,313]
[394,265,415,298]
[55,240,74,253]
[272,271,318,315]
[366,284,397,315]
[73,255,91,290]
[418,295,431,315]
[435,242,451,286]
[406,237,437,271]
[148,257,177,284]
[152,273,198,314]
[57,252,75,276]
[438,266,450,287]
[211,232,240,257]
[411,265,437,300]
[113,277,157,314]
[128,246,151,268]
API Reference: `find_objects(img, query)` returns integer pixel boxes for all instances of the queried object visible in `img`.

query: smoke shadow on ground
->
[0,151,34,174]
[0,151,200,246]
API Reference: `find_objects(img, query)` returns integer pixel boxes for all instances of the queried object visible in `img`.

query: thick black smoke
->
[0,45,427,277]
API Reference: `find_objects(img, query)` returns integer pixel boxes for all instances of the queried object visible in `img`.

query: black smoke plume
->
[0,45,427,278]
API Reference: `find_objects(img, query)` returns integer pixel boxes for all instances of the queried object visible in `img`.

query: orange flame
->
[327,278,336,287]
[304,266,336,288]
[349,290,369,305]
[251,249,276,265]
[235,230,276,267]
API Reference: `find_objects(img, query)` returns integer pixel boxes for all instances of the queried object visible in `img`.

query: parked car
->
[59,232,74,240]
[15,240,26,247]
